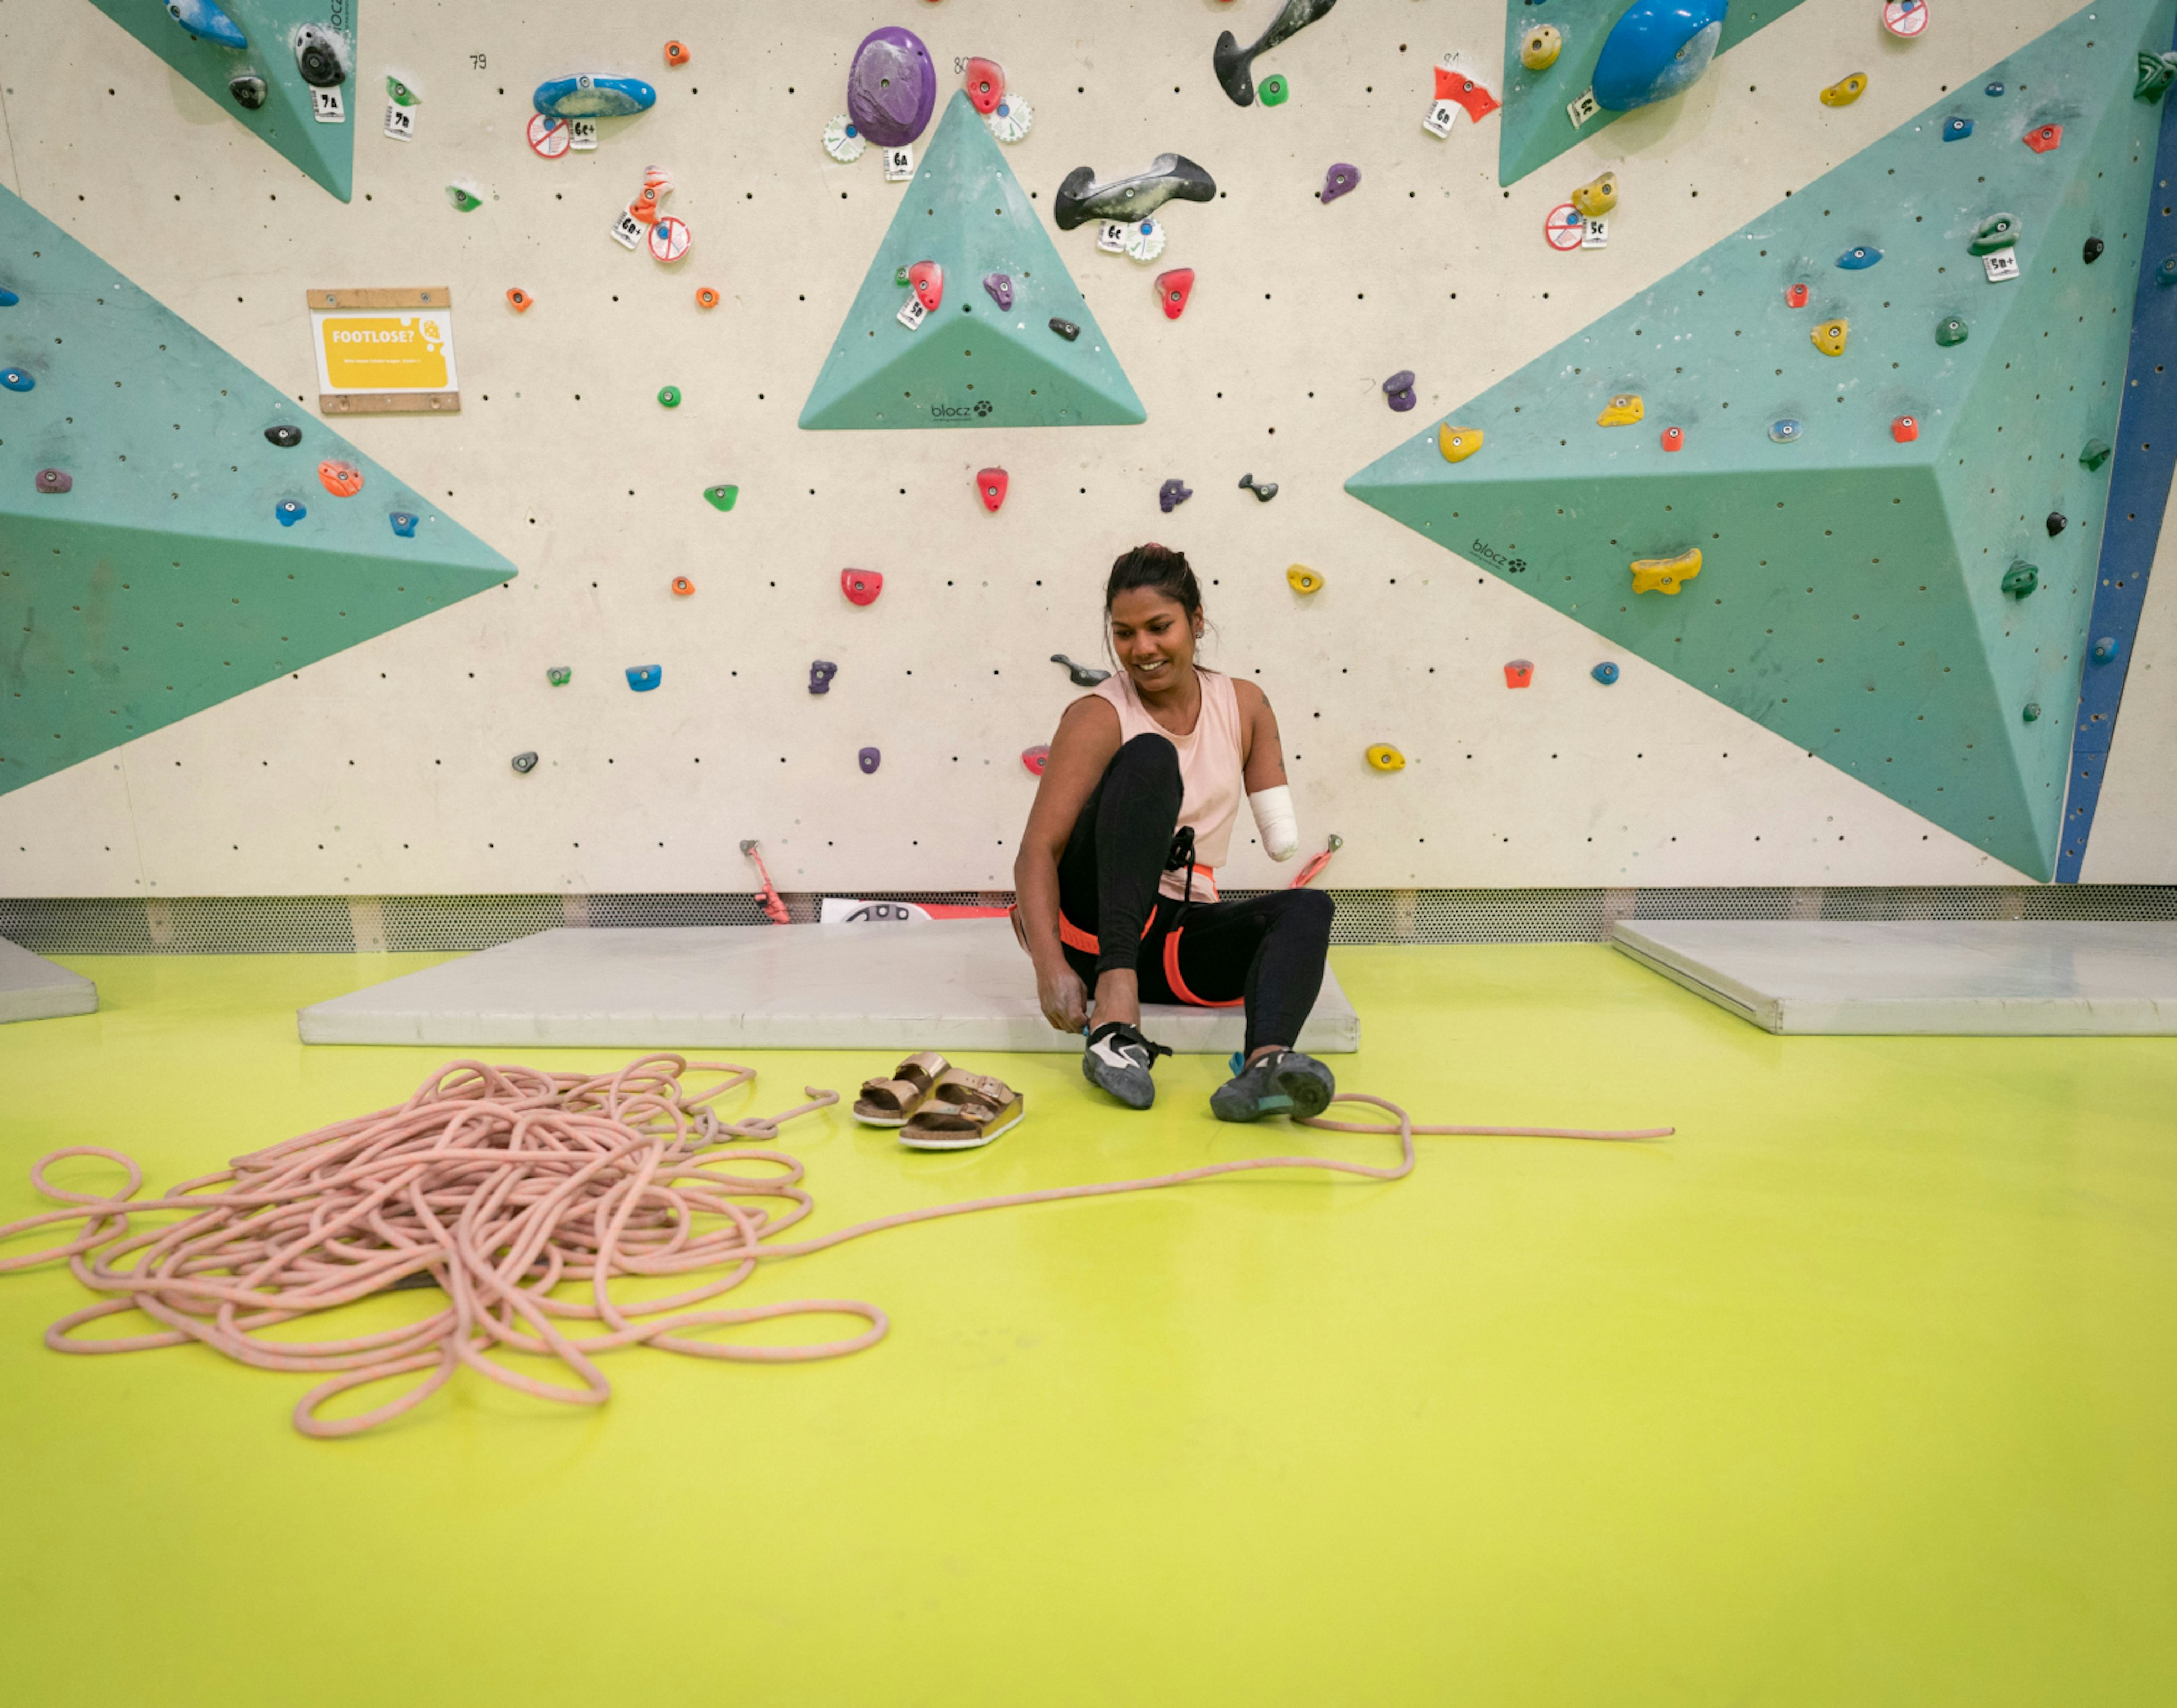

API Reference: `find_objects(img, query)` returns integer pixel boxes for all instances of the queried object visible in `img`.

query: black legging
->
[1059,734,1334,1057]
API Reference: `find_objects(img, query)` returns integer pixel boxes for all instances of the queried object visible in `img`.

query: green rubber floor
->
[1,946,2171,1705]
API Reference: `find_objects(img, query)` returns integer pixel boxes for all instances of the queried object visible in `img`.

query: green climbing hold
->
[446,185,482,212]
[386,75,420,107]
[2001,562,2039,598]
[1969,212,2021,256]
[703,484,738,511]
[2137,49,2177,103]
[1936,316,1969,348]
[658,385,682,408]
[547,666,571,686]
[1259,73,1290,107]
[893,265,910,287]
[2081,438,2112,470]
[2022,702,2042,722]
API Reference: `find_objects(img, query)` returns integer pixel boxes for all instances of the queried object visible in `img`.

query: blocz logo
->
[932,400,997,420]
[1471,538,1527,574]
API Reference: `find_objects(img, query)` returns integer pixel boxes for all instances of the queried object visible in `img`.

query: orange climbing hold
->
[671,575,695,596]
[2023,123,2062,154]
[316,459,364,497]
[1785,282,1809,309]
[695,285,719,309]
[1660,425,1684,452]
[1503,659,1534,689]
[505,287,533,312]
[665,41,690,68]
[1892,415,1920,442]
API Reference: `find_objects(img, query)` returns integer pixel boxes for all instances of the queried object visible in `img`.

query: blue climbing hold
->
[1592,0,1729,114]
[389,511,418,537]
[1592,661,1621,684]
[532,74,658,119]
[626,664,663,691]
[1768,418,1803,444]
[2157,256,2177,288]
[1986,81,2005,97]
[1,368,32,392]
[165,0,247,50]
[2091,636,2120,665]
[275,500,306,526]
[0,288,18,307]
[1837,246,1883,270]
[1943,116,1973,141]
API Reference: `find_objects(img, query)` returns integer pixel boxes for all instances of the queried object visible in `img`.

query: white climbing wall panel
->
[2,0,2172,898]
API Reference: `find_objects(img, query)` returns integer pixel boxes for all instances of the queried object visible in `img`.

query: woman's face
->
[1108,587,1199,690]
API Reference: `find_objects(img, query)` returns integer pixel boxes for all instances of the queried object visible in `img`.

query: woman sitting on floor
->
[1012,543,1336,1120]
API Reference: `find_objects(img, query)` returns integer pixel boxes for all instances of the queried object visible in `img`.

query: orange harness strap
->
[1054,867,1242,1009]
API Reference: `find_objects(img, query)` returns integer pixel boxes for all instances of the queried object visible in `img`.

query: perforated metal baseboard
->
[3,887,2174,955]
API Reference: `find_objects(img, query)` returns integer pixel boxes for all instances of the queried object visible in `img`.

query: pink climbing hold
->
[1892,415,1920,443]
[963,57,1006,116]
[1785,283,1810,309]
[1504,659,1534,689]
[2023,123,2062,154]
[909,260,944,313]
[1155,267,1195,320]
[841,568,884,606]
[1022,745,1050,776]
[977,467,1008,512]
[1660,426,1685,452]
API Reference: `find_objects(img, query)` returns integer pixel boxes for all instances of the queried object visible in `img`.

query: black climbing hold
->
[229,72,267,110]
[2046,511,2067,537]
[1238,473,1278,502]
[1159,477,1193,513]
[265,424,302,448]
[1213,0,1340,108]
[511,752,538,774]
[1049,317,1081,341]
[294,23,347,87]
[2083,236,2105,264]
[34,468,72,494]
[1052,153,1217,231]
[1051,654,1112,688]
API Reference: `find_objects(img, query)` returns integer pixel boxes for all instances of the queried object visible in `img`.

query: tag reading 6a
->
[313,86,346,124]
[882,146,915,181]
[1421,99,1456,139]
[383,102,416,141]
[569,119,598,151]
[610,210,644,250]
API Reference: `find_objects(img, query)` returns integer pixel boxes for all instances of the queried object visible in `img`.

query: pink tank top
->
[1092,666,1244,900]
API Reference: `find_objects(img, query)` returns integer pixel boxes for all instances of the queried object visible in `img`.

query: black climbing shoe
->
[1083,1021,1171,1110]
[1210,1049,1335,1123]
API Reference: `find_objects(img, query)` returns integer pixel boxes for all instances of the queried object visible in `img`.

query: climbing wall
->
[1,0,2174,901]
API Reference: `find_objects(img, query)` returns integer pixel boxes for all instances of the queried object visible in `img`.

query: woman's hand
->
[1036,960,1090,1035]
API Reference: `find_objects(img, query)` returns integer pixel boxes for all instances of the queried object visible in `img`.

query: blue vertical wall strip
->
[2057,39,2177,881]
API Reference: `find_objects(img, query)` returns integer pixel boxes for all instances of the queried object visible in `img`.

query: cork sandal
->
[900,1075,1025,1152]
[851,1051,951,1127]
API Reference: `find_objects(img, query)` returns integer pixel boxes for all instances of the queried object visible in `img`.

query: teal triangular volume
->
[0,184,513,796]
[87,0,356,201]
[1497,1,1811,188]
[800,92,1145,430]
[1349,0,2171,880]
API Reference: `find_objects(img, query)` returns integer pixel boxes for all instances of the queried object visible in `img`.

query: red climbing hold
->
[1504,659,1534,689]
[977,467,1009,512]
[841,568,884,606]
[908,260,944,313]
[1155,267,1195,320]
[964,57,1006,116]
[1785,283,1810,309]
[1891,414,1920,443]
[1022,746,1051,776]
[1660,426,1684,452]
[1433,60,1500,123]
[2023,123,2062,154]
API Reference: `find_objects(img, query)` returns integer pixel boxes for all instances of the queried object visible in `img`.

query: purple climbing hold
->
[1382,370,1416,412]
[847,27,936,149]
[858,747,882,774]
[1159,477,1193,513]
[809,659,839,695]
[983,272,1014,311]
[1321,163,1360,203]
[33,468,71,494]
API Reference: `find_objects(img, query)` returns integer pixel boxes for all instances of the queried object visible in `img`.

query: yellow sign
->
[317,314,450,390]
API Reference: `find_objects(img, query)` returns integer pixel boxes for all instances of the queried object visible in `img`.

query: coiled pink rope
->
[0,1055,1667,1438]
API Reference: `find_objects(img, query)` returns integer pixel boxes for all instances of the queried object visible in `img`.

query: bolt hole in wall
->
[2,0,2176,906]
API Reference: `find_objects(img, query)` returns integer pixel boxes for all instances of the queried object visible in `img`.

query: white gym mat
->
[298,919,1360,1053]
[1611,920,2177,1035]
[0,935,97,1024]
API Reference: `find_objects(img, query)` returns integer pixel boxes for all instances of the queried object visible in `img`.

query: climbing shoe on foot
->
[1210,1049,1335,1123]
[1083,1020,1171,1110]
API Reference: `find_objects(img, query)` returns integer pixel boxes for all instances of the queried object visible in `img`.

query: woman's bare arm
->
[1234,678,1288,792]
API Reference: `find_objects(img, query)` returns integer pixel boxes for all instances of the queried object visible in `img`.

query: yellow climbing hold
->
[1286,564,1323,594]
[1571,171,1618,218]
[1520,23,1562,72]
[1820,73,1868,108]
[1365,744,1406,773]
[1812,317,1849,357]
[1438,424,1484,462]
[1597,394,1644,427]
[1630,547,1702,595]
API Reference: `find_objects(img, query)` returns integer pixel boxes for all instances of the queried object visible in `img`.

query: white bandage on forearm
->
[1248,785,1300,861]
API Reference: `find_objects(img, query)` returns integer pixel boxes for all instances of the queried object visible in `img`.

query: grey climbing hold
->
[2046,511,2067,537]
[228,73,267,110]
[34,468,71,494]
[1382,370,1416,412]
[275,499,306,525]
[1051,654,1111,687]
[265,424,302,448]
[1214,0,1340,108]
[2083,236,2105,264]
[2092,636,2120,664]
[1591,661,1621,684]
[859,747,881,774]
[1,368,33,391]
[1239,473,1278,501]
[627,665,662,692]
[389,511,418,537]
[2001,562,2039,598]
[809,659,838,694]
[983,272,1014,310]
[293,23,348,87]
[547,666,571,686]
[511,752,538,774]
[1049,317,1081,341]
[1053,154,1217,231]
[1321,162,1360,203]
[1159,478,1193,513]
